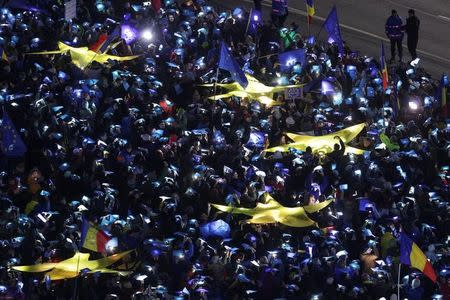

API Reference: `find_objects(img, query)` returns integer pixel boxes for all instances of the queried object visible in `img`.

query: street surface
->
[213,0,450,78]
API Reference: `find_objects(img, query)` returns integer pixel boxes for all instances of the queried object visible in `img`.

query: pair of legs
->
[271,13,288,27]
[407,36,418,59]
[390,38,403,61]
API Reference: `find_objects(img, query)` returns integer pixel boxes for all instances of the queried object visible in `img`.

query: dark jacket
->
[385,15,404,40]
[405,16,420,38]
[272,0,288,16]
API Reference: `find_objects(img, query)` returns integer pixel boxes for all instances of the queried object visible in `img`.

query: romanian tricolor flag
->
[400,233,437,282]
[80,219,111,253]
[305,0,315,24]
[381,42,388,90]
[89,33,109,53]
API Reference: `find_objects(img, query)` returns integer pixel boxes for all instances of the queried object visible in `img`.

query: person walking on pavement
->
[271,0,289,27]
[405,9,420,60]
[385,9,404,62]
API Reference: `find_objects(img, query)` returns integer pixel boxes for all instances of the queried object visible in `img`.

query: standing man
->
[405,9,420,60]
[385,10,404,62]
[271,0,289,27]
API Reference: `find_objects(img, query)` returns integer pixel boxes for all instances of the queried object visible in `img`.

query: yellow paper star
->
[264,123,367,155]
[211,193,333,227]
[13,250,133,280]
[201,74,304,107]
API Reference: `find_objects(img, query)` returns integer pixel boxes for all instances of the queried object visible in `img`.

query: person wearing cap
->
[404,9,420,60]
[385,9,404,62]
[407,278,425,300]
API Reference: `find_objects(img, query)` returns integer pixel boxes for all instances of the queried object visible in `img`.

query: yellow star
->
[264,123,367,155]
[212,193,333,227]
[201,74,304,107]
[27,42,139,70]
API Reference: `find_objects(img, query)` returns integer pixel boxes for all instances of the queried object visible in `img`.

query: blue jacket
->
[272,0,288,16]
[407,286,424,300]
[385,15,404,40]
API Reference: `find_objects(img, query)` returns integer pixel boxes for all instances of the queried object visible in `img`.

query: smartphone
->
[339,184,348,190]
[37,213,47,223]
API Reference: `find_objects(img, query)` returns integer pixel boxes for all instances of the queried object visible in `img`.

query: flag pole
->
[307,11,311,37]
[316,24,324,40]
[213,67,220,101]
[397,263,401,300]
[307,19,311,37]
[245,9,252,37]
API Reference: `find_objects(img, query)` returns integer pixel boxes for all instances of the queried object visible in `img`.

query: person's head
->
[391,9,398,16]
[411,278,420,288]
[408,9,415,16]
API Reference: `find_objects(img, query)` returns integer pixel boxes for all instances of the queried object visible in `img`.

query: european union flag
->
[1,111,27,157]
[323,6,344,54]
[219,42,248,88]
[278,49,306,72]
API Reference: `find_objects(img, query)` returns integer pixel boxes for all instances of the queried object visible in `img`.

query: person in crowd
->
[404,9,420,60]
[271,0,289,27]
[385,9,404,62]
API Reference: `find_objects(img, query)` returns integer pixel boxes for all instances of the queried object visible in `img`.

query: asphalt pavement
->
[212,0,450,78]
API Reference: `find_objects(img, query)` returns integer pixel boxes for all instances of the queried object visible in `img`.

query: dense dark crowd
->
[0,0,448,299]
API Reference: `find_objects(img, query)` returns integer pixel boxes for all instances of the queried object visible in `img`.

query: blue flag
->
[303,76,323,93]
[278,49,306,72]
[323,6,344,54]
[219,42,248,88]
[1,110,27,157]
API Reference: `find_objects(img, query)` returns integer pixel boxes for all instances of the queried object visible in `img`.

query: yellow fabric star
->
[27,42,139,70]
[211,193,333,227]
[264,123,367,155]
[201,74,304,107]
[13,250,133,280]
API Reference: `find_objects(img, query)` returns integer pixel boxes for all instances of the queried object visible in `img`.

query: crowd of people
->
[0,0,448,299]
